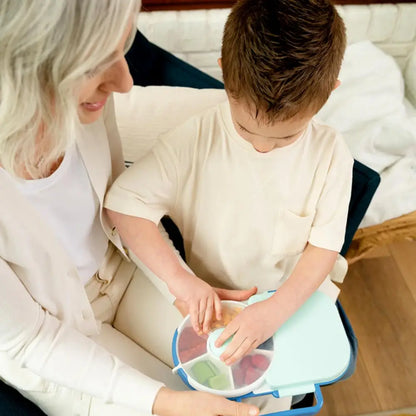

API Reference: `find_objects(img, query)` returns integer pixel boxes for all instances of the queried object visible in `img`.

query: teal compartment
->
[261,291,351,397]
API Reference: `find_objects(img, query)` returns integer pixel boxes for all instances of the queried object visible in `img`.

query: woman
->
[0,1,259,415]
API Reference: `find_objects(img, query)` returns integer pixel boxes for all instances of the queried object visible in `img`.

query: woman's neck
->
[0,156,64,180]
[26,156,64,179]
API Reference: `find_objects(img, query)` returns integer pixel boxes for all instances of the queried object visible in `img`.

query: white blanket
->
[318,41,416,228]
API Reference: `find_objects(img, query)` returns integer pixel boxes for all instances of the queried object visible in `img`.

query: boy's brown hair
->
[221,0,346,122]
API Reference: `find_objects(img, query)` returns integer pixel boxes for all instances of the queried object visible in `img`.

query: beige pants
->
[11,245,291,415]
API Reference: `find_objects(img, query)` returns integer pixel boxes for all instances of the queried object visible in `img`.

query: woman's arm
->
[0,258,162,413]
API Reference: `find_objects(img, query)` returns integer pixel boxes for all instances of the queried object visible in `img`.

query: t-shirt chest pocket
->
[272,209,314,256]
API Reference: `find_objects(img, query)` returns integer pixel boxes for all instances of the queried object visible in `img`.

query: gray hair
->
[0,0,140,178]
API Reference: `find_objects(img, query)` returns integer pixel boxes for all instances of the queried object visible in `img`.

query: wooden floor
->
[319,239,416,416]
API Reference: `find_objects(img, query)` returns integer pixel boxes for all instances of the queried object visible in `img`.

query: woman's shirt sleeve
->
[0,258,164,414]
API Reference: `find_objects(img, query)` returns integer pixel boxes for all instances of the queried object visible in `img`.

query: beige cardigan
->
[0,96,164,414]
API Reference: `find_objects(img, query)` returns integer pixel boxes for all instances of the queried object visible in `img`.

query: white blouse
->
[5,143,108,284]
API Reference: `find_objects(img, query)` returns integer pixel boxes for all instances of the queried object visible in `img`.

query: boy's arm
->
[215,243,337,365]
[107,210,222,333]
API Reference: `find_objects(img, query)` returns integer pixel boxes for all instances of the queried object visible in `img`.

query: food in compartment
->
[251,354,270,370]
[178,326,208,363]
[210,303,243,330]
[232,353,271,388]
[191,360,231,390]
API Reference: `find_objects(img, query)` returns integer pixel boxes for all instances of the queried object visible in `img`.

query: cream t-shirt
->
[106,102,353,292]
[2,144,108,285]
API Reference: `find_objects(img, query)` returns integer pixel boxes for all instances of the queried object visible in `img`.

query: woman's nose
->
[102,57,133,94]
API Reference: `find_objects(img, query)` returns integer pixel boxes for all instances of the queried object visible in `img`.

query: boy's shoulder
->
[159,101,227,145]
[153,101,228,161]
[310,118,349,147]
[309,118,354,164]
[310,118,341,137]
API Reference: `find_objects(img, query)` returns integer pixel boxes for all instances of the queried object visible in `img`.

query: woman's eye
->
[85,67,100,79]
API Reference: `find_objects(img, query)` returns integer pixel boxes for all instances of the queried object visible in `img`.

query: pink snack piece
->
[240,355,252,371]
[244,366,262,385]
[179,342,207,363]
[232,355,268,388]
[251,354,270,370]
[178,326,207,362]
[179,326,207,349]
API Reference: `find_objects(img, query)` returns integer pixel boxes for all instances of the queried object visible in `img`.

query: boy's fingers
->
[190,302,200,332]
[203,300,213,333]
[215,322,236,347]
[223,337,257,365]
[214,294,222,321]
[220,333,242,362]
[199,297,207,325]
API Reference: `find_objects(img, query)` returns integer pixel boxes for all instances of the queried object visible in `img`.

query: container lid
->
[262,291,351,397]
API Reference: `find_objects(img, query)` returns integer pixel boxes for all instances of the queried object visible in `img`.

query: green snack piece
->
[191,360,217,384]
[207,373,230,390]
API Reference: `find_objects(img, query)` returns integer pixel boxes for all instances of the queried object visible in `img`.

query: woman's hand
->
[215,299,278,365]
[153,387,259,416]
[214,286,258,302]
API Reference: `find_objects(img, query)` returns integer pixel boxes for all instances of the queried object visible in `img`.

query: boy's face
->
[228,97,313,153]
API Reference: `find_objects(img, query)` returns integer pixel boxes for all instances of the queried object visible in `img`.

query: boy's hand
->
[170,273,222,334]
[175,286,258,319]
[214,286,258,302]
[215,299,278,365]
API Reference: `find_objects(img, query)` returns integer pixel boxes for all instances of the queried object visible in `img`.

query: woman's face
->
[77,24,134,124]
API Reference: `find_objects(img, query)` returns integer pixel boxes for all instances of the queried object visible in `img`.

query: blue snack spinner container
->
[172,291,351,415]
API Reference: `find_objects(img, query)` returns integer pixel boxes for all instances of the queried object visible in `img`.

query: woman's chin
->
[78,107,104,124]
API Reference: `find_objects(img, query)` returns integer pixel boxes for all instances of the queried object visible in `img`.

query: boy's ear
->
[217,57,222,68]
[333,79,341,90]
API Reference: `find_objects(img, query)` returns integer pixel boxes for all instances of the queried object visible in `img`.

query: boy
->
[105,0,352,366]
